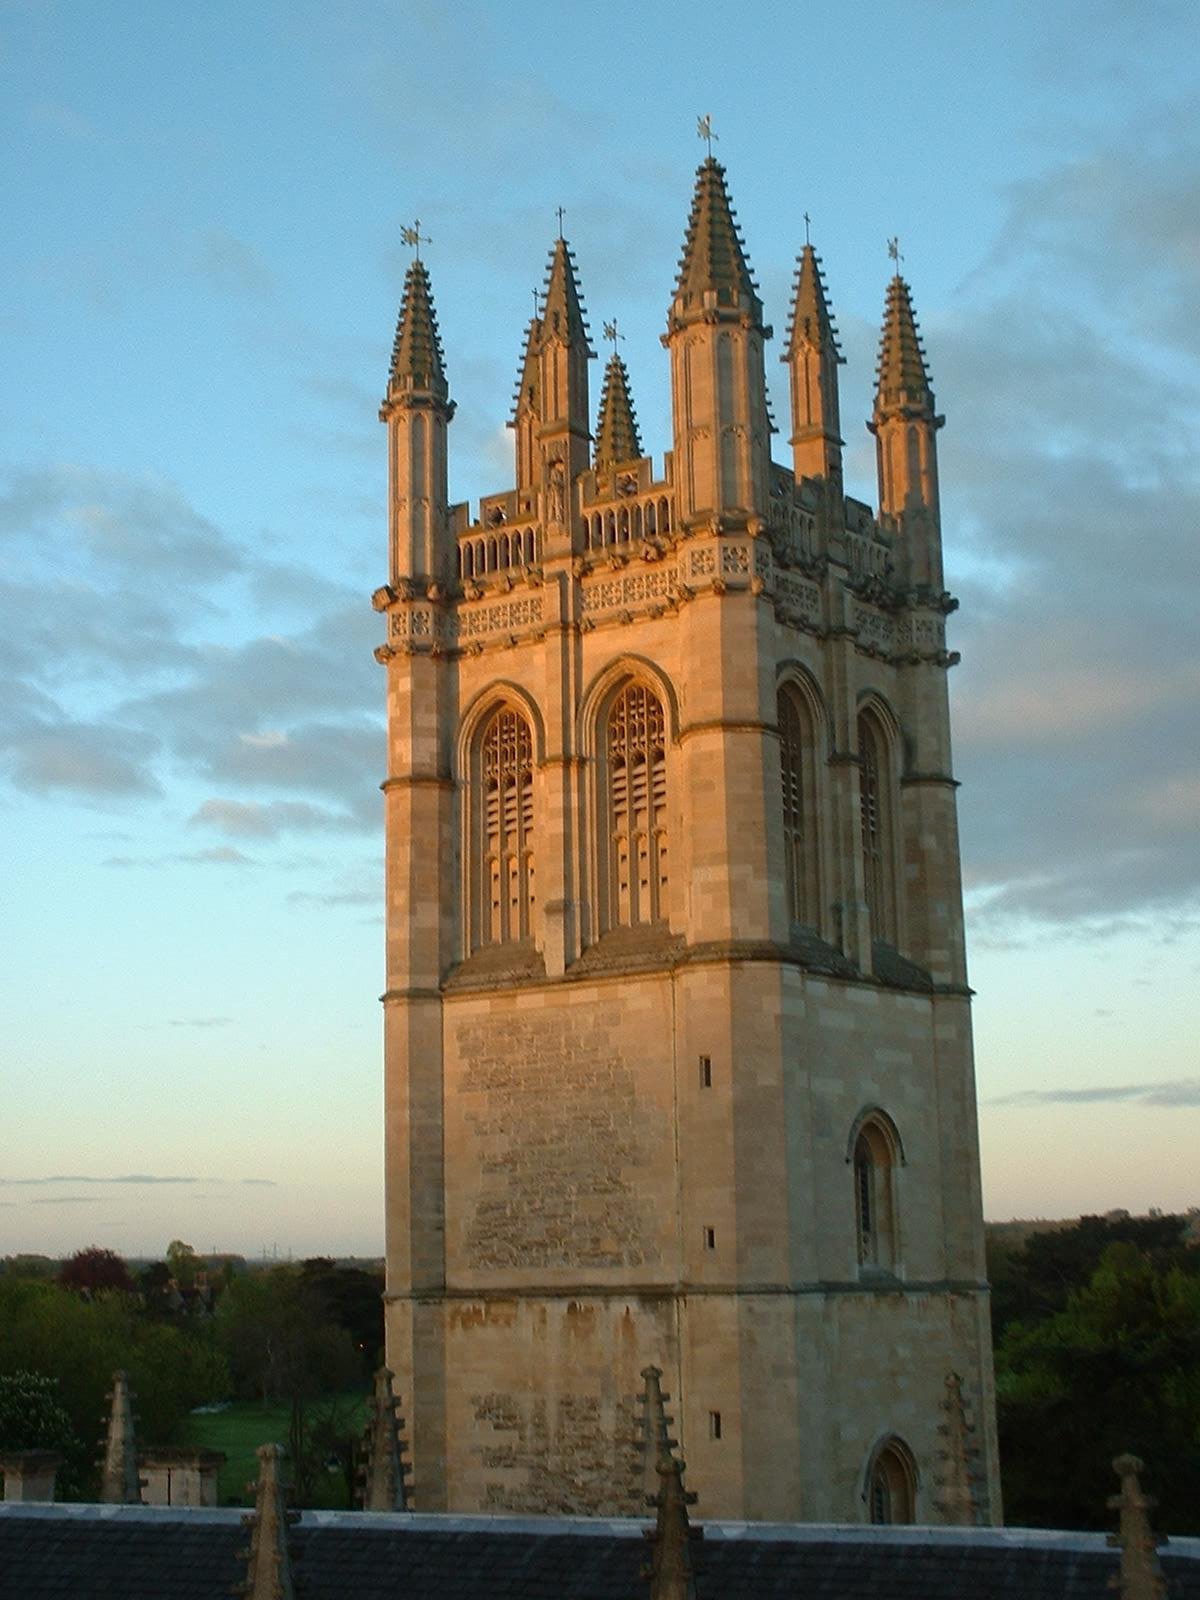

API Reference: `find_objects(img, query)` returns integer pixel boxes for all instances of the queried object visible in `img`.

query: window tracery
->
[603,682,669,928]
[473,706,535,948]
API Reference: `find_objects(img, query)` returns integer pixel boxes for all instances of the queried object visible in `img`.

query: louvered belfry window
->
[779,688,820,927]
[858,714,895,943]
[481,707,534,945]
[607,683,668,927]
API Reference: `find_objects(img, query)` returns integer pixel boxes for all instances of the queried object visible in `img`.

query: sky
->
[2,0,1198,1259]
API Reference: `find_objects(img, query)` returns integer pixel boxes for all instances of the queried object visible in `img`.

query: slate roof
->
[3,1506,1199,1600]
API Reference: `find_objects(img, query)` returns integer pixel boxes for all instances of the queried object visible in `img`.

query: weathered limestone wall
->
[385,960,998,1522]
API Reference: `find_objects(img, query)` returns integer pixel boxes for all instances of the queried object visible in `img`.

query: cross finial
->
[697,114,717,157]
[555,205,566,239]
[401,219,431,261]
[532,286,541,320]
[602,318,623,348]
[804,211,812,246]
[888,235,903,271]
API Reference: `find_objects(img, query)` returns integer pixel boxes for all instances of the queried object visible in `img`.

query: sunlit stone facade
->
[375,162,1000,1522]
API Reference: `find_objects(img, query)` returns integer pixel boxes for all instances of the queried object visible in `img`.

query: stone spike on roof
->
[98,1371,142,1505]
[359,1367,412,1513]
[593,350,642,471]
[783,243,843,363]
[510,315,541,423]
[236,1444,298,1600]
[671,157,764,328]
[540,237,594,353]
[1107,1454,1168,1600]
[874,271,935,417]
[642,1449,701,1600]
[934,1371,982,1527]
[387,258,448,399]
[637,1366,679,1508]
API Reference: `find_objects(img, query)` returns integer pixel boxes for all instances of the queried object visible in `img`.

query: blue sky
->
[2,0,1197,1257]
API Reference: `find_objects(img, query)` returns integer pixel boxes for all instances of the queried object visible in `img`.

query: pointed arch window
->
[866,1437,917,1525]
[778,686,821,929]
[603,682,669,929]
[851,1111,901,1273]
[472,706,535,949]
[858,710,898,945]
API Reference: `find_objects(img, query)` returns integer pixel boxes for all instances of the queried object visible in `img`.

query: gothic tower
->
[375,161,1001,1523]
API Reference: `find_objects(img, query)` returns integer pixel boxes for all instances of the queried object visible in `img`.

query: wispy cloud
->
[167,1017,233,1029]
[992,1079,1200,1108]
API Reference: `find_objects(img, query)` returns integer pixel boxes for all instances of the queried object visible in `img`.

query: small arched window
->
[472,706,535,949]
[858,710,898,945]
[778,685,821,929]
[603,681,669,929]
[852,1112,901,1272]
[866,1437,917,1525]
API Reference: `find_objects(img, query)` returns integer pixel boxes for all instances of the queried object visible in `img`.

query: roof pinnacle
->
[540,235,593,353]
[359,1366,412,1512]
[387,256,449,402]
[1108,1454,1168,1600]
[98,1370,142,1505]
[593,343,642,471]
[934,1371,982,1526]
[874,266,937,421]
[236,1443,298,1600]
[670,156,765,332]
[783,240,843,365]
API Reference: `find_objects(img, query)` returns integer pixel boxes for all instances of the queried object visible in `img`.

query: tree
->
[58,1247,135,1296]
[165,1240,200,1289]
[299,1259,384,1369]
[0,1370,82,1498]
[996,1241,1200,1533]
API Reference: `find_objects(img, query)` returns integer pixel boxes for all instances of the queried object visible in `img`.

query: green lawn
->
[178,1392,369,1507]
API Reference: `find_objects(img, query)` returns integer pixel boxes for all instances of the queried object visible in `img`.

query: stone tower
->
[375,160,1001,1523]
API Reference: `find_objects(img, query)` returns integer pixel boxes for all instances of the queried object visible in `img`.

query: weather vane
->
[401,219,431,260]
[804,210,812,245]
[602,318,623,348]
[697,114,717,157]
[555,205,566,238]
[887,235,903,269]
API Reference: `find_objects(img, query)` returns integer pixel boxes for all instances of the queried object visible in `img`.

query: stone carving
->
[721,542,749,575]
[689,548,715,577]
[582,569,677,614]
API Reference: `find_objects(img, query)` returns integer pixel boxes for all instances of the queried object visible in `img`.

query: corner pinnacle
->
[593,349,642,471]
[387,257,449,402]
[670,158,765,331]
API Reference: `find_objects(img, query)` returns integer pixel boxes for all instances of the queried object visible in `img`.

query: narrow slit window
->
[699,1055,712,1088]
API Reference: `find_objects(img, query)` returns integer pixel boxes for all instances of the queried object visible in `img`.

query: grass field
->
[178,1391,369,1506]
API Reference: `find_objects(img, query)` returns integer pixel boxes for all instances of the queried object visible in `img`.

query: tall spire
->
[236,1444,297,1600]
[874,270,937,422]
[98,1370,141,1504]
[669,158,765,331]
[594,349,642,471]
[509,310,542,491]
[387,259,449,403]
[783,240,844,489]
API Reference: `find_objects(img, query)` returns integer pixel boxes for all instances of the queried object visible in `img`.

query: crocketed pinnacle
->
[643,1451,700,1600]
[874,272,936,418]
[236,1443,297,1600]
[540,237,593,352]
[387,259,448,400]
[593,350,642,470]
[510,314,541,422]
[784,243,843,363]
[670,157,764,328]
[360,1366,411,1512]
[1108,1454,1168,1600]
[98,1370,141,1505]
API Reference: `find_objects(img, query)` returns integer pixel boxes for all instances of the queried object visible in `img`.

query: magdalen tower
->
[374,166,1000,1523]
